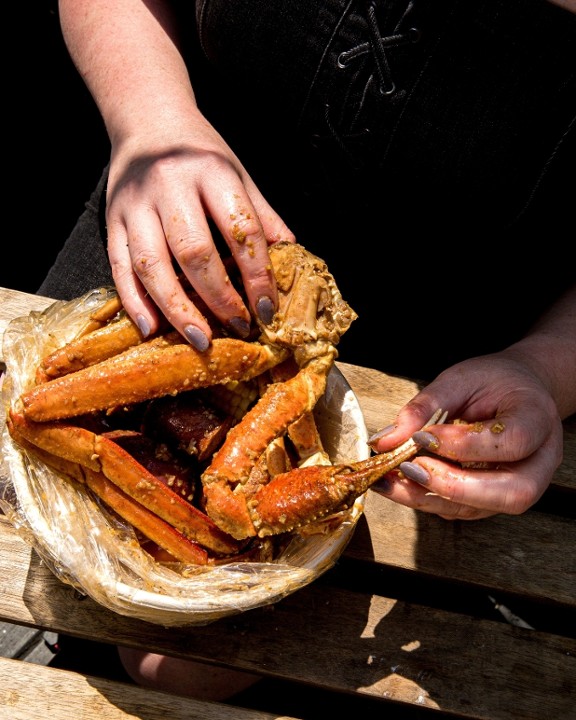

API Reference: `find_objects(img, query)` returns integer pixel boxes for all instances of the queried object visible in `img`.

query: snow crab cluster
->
[7,242,431,567]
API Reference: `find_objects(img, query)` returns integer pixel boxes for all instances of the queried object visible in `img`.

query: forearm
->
[503,284,576,419]
[58,0,200,149]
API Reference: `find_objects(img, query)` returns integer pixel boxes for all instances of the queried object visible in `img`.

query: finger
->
[245,181,296,248]
[368,400,444,453]
[412,410,563,464]
[204,186,283,323]
[371,472,494,520]
[161,197,253,331]
[107,221,161,335]
[392,431,560,515]
[109,205,216,350]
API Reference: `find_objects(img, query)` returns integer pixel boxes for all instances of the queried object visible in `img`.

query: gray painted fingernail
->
[229,316,251,338]
[184,325,209,352]
[136,314,151,338]
[368,424,396,447]
[256,296,275,325]
[412,431,440,451]
[399,461,430,486]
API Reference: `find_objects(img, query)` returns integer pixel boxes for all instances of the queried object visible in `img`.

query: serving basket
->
[0,289,369,627]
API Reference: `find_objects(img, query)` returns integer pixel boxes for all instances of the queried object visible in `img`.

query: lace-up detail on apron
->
[337,1,420,96]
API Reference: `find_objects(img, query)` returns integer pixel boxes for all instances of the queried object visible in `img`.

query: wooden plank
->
[344,492,576,607]
[0,518,573,720]
[0,656,297,720]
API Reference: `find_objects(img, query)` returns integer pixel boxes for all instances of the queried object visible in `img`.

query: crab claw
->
[204,435,422,539]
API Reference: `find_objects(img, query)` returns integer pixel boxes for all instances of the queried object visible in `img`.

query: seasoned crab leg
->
[36,313,147,383]
[203,409,445,539]
[10,433,211,565]
[203,433,423,539]
[21,337,290,422]
[8,410,243,556]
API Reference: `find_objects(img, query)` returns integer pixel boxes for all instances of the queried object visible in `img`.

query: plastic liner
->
[0,289,369,627]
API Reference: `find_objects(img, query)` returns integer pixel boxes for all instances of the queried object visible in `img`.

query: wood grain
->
[0,656,294,720]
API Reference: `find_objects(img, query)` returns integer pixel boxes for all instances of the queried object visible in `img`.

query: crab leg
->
[8,410,242,556]
[202,355,335,538]
[8,432,210,564]
[36,313,147,383]
[21,338,290,422]
[249,436,423,537]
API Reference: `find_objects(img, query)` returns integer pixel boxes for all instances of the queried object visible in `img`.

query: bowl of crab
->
[0,243,380,626]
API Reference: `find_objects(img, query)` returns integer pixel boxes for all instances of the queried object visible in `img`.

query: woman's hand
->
[368,352,566,520]
[59,0,295,350]
[106,114,294,349]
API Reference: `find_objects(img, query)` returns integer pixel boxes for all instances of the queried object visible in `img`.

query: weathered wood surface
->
[0,656,297,720]
[0,287,575,720]
[0,517,574,720]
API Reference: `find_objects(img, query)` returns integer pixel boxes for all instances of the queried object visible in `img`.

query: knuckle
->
[172,233,214,270]
[131,249,164,279]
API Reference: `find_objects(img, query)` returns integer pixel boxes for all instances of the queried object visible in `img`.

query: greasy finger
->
[394,439,559,515]
[110,207,215,351]
[371,472,494,520]
[245,181,296,248]
[412,413,563,464]
[161,198,253,334]
[205,188,281,324]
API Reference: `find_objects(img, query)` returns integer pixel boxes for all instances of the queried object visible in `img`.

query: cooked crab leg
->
[203,409,445,539]
[8,410,243,556]
[203,433,421,539]
[8,431,210,564]
[36,313,147,383]
[21,337,290,422]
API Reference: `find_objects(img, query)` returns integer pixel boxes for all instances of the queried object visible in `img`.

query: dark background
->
[8,3,109,293]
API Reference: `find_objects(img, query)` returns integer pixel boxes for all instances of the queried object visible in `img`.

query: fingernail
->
[371,477,392,495]
[412,431,440,451]
[399,461,430,486]
[136,314,151,338]
[368,424,396,447]
[184,325,210,352]
[256,296,275,325]
[229,316,251,338]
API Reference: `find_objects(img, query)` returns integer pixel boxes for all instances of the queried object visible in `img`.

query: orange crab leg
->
[202,435,422,540]
[249,436,423,537]
[36,313,147,383]
[6,430,210,565]
[204,355,333,486]
[83,469,210,565]
[8,410,242,556]
[21,338,289,422]
[202,356,334,538]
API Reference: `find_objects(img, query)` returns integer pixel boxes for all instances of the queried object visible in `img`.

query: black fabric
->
[39,0,576,380]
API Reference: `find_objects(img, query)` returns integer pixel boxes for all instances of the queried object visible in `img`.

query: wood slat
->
[0,517,574,720]
[344,492,576,607]
[0,656,296,720]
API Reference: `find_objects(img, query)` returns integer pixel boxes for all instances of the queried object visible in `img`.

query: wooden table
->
[0,287,574,720]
